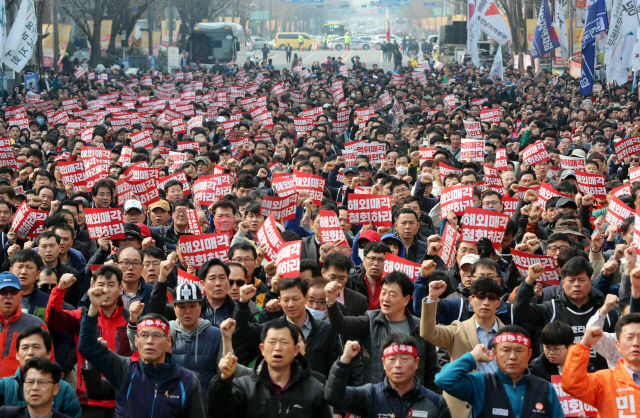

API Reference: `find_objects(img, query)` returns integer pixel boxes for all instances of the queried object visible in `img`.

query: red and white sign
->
[10,202,48,240]
[419,147,437,164]
[185,209,202,235]
[630,167,640,184]
[117,179,131,207]
[463,120,482,139]
[178,233,231,268]
[293,117,314,134]
[128,178,160,205]
[82,157,109,188]
[360,143,386,164]
[460,207,509,249]
[257,214,285,263]
[614,135,640,161]
[177,141,199,153]
[480,108,500,123]
[495,149,508,170]
[84,208,125,240]
[461,138,484,161]
[260,194,297,222]
[193,174,233,205]
[347,194,392,227]
[318,210,346,244]
[443,94,456,109]
[57,160,86,189]
[383,253,421,282]
[518,186,541,200]
[575,170,607,199]
[559,155,585,170]
[511,248,559,285]
[276,241,301,278]
[605,196,634,228]
[177,268,202,292]
[536,183,571,209]
[158,172,190,195]
[550,376,597,417]
[522,141,550,166]
[438,163,463,183]
[294,170,326,206]
[130,129,153,149]
[502,196,520,217]
[612,184,632,198]
[271,173,297,198]
[440,185,474,219]
[483,164,503,192]
[438,224,459,270]
[392,75,405,86]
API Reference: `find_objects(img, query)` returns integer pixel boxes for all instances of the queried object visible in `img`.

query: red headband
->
[137,319,170,334]
[382,344,418,359]
[494,333,531,348]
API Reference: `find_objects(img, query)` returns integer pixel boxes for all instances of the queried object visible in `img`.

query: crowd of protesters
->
[0,46,640,418]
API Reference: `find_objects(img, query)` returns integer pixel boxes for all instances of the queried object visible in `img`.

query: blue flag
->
[530,0,560,59]
[581,0,608,95]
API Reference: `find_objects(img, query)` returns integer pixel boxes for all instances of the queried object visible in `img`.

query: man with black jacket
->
[36,232,84,307]
[325,271,441,391]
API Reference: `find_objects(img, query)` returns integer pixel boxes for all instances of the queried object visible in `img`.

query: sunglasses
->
[472,292,500,302]
[0,287,20,296]
[229,279,246,287]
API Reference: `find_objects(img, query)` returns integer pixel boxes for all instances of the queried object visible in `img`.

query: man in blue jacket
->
[434,325,565,418]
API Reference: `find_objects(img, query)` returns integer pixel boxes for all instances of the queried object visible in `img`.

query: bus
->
[323,23,345,37]
[394,18,409,36]
[186,22,245,68]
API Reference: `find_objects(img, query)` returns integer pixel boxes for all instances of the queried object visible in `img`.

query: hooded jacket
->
[0,309,49,379]
[379,234,406,259]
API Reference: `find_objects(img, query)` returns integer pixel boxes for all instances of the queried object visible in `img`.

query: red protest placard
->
[536,182,572,209]
[11,202,48,240]
[614,135,640,161]
[559,155,585,171]
[495,149,508,170]
[502,196,520,217]
[117,179,131,207]
[511,248,559,285]
[634,208,640,256]
[438,224,459,270]
[178,233,231,268]
[257,214,285,263]
[480,108,500,123]
[612,184,632,198]
[460,207,509,249]
[270,173,298,198]
[130,129,153,149]
[522,141,549,166]
[463,120,482,139]
[177,141,200,152]
[293,117,314,134]
[177,268,203,292]
[157,172,190,196]
[605,196,634,228]
[276,241,301,278]
[193,174,233,205]
[84,208,125,240]
[631,167,640,184]
[260,194,297,222]
[82,157,109,188]
[383,253,421,282]
[440,185,474,219]
[319,210,346,244]
[461,138,484,162]
[518,186,541,200]
[125,165,160,182]
[57,161,86,189]
[347,194,392,227]
[575,170,606,199]
[443,94,456,109]
[128,178,160,205]
[360,143,386,164]
[483,164,503,192]
[437,162,463,182]
[185,209,202,235]
[293,170,326,206]
[419,147,437,164]
[550,375,597,417]
[80,146,111,161]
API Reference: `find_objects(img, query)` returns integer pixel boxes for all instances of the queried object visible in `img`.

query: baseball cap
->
[175,283,203,303]
[135,223,151,238]
[220,146,233,155]
[124,200,143,213]
[344,165,359,176]
[356,230,382,246]
[358,162,372,171]
[0,272,20,291]
[195,156,211,165]
[122,223,144,241]
[571,149,586,159]
[555,197,578,211]
[149,200,171,212]
[559,170,577,181]
[460,254,480,268]
[0,177,10,186]
[216,116,227,122]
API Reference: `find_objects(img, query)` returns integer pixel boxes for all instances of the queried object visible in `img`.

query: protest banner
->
[57,161,86,189]
[80,146,111,161]
[347,194,392,227]
[276,241,301,278]
[177,268,202,292]
[443,94,456,109]
[461,138,484,161]
[536,182,572,208]
[157,172,190,195]
[502,196,520,217]
[438,224,459,270]
[460,207,509,249]
[463,120,482,139]
[575,170,607,199]
[559,155,585,171]
[612,184,632,198]
[511,248,560,285]
[84,208,125,240]
[495,149,508,170]
[631,167,640,184]
[293,117,314,134]
[256,214,285,262]
[125,165,160,182]
[605,196,634,228]
[483,164,503,192]
[614,135,640,161]
[550,376,597,417]
[128,178,160,205]
[271,173,297,198]
[440,185,474,219]
[419,147,437,164]
[634,208,640,256]
[259,194,297,222]
[185,209,202,235]
[117,179,131,207]
[437,163,463,182]
[383,253,421,282]
[518,186,541,200]
[319,210,346,244]
[178,233,231,267]
[193,174,233,205]
[360,143,386,164]
[176,141,200,152]
[480,108,500,123]
[522,141,550,166]
[293,170,326,206]
[82,157,109,188]
[11,202,48,240]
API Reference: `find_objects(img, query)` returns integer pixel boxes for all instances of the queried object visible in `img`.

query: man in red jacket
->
[46,265,131,417]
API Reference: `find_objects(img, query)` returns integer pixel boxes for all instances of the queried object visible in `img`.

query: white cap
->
[216,116,227,122]
[460,254,480,268]
[124,200,143,213]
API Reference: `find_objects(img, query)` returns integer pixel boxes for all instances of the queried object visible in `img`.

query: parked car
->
[371,34,401,49]
[274,32,317,50]
[327,36,375,51]
[247,36,270,51]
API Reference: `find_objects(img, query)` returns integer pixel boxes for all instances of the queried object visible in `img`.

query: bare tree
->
[58,0,110,65]
[173,0,233,46]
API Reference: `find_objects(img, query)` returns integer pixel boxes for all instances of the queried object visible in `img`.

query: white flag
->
[468,0,481,67]
[605,0,638,83]
[632,31,640,71]
[0,0,5,65]
[490,45,503,81]
[3,0,36,72]
[475,0,511,43]
[552,0,569,62]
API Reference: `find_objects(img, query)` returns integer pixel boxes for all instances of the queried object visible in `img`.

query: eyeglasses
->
[137,332,167,341]
[307,299,327,307]
[547,245,570,253]
[632,157,640,162]
[118,261,142,268]
[143,261,161,268]
[543,345,566,355]
[24,379,54,388]
[482,200,501,208]
[39,284,56,292]
[472,292,500,301]
[231,258,255,265]
[0,288,20,296]
[229,279,246,287]
[634,118,640,122]
[365,256,385,264]
[393,188,409,195]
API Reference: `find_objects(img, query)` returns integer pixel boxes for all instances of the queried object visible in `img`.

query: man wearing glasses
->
[113,246,153,314]
[156,198,195,254]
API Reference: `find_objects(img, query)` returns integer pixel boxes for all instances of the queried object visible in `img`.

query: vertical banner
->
[276,241,301,278]
[438,224,459,270]
[256,213,284,263]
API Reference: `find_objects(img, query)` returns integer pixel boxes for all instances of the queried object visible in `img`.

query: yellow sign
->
[42,24,72,67]
[161,20,181,48]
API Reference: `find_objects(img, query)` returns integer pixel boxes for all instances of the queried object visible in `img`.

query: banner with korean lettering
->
[276,241,301,278]
[440,185,474,219]
[463,120,482,139]
[117,179,131,207]
[438,224,459,270]
[257,214,284,263]
[347,194,392,227]
[535,182,572,209]
[177,268,202,292]
[614,135,640,161]
[443,94,456,109]
[511,248,559,285]
[185,209,202,235]
[480,108,500,123]
[84,208,125,240]
[193,174,233,205]
[575,170,606,199]
[612,184,632,198]
[158,172,190,195]
[605,196,634,228]
[125,166,160,182]
[11,202,47,240]
[360,143,386,164]
[460,207,509,249]
[437,163,463,183]
[178,233,231,268]
[495,149,508,170]
[550,375,597,417]
[293,170,326,206]
[522,141,550,166]
[260,194,297,222]
[461,138,484,162]
[57,160,86,190]
[271,173,297,198]
[483,164,503,192]
[559,155,585,171]
[319,210,346,244]
[419,147,437,164]
[383,253,421,282]
[502,196,520,217]
[128,178,160,205]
